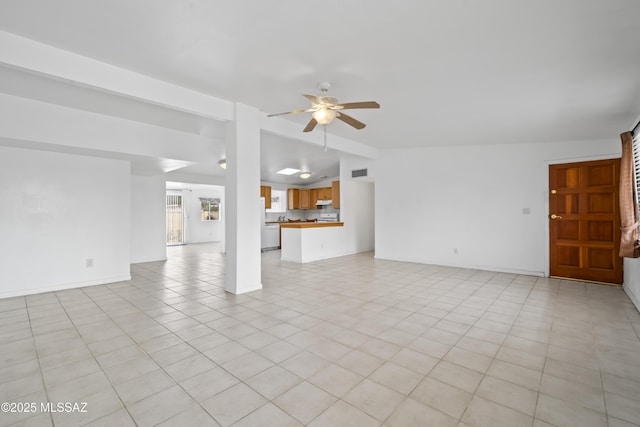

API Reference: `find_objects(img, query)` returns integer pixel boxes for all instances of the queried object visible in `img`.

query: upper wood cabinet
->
[288,188,299,210]
[310,189,318,207]
[299,188,311,209]
[260,185,271,209]
[316,187,332,200]
[288,188,311,209]
[332,181,340,208]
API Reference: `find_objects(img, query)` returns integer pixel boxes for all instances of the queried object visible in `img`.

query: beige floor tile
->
[535,393,607,427]
[605,392,640,425]
[358,337,403,359]
[386,397,458,427]
[308,338,352,362]
[407,337,452,358]
[475,375,538,416]
[454,336,500,358]
[51,388,123,426]
[608,416,640,427]
[391,347,439,375]
[337,349,385,377]
[180,366,239,402]
[245,365,302,400]
[102,356,161,385]
[369,362,424,395]
[280,351,331,379]
[204,341,251,365]
[487,359,542,391]
[157,404,218,427]
[540,373,605,413]
[443,347,493,373]
[602,372,640,397]
[221,351,274,380]
[308,363,363,397]
[115,368,176,405]
[496,346,546,371]
[201,383,266,426]
[3,243,638,427]
[344,378,405,421]
[462,396,533,427]
[84,408,136,427]
[308,400,380,427]
[273,381,336,424]
[231,403,302,427]
[256,339,301,363]
[428,361,484,394]
[410,377,473,419]
[544,358,602,389]
[150,342,201,367]
[128,385,197,427]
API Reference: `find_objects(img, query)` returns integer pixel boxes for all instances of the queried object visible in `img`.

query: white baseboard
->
[0,274,132,300]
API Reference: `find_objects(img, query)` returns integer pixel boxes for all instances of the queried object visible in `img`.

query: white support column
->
[224,103,262,294]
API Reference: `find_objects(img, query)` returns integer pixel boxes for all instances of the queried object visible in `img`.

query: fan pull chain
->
[324,125,328,152]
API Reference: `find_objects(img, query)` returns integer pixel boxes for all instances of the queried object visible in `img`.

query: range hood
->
[316,200,332,206]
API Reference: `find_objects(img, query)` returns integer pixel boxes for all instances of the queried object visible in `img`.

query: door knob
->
[551,189,557,195]
[550,214,563,219]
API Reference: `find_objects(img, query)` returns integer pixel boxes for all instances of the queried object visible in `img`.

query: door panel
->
[549,159,622,284]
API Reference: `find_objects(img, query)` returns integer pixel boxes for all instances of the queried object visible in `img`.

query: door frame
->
[544,153,621,279]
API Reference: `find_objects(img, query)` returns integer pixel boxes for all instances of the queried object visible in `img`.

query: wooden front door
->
[549,159,622,285]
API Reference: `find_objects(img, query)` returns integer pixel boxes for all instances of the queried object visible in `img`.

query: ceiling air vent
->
[351,168,368,178]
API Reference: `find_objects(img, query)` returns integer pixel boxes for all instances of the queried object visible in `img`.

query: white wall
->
[624,259,640,311]
[339,156,376,254]
[0,146,131,298]
[131,175,166,263]
[184,186,224,243]
[375,139,620,276]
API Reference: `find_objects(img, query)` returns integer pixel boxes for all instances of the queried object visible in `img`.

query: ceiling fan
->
[267,82,380,132]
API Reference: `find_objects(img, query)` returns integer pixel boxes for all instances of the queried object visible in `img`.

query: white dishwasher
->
[261,224,280,251]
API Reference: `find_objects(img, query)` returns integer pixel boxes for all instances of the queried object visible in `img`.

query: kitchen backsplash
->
[265,206,339,222]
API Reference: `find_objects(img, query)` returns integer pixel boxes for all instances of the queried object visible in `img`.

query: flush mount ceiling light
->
[218,159,227,169]
[276,168,301,175]
[299,172,311,179]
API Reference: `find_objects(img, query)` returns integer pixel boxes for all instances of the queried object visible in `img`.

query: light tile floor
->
[1,243,640,426]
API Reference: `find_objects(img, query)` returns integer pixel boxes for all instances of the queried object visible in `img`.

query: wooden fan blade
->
[303,118,318,132]
[337,101,380,110]
[303,94,320,103]
[267,109,310,117]
[337,112,366,130]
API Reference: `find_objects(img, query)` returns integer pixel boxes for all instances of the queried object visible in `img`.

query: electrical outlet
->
[453,248,458,255]
[85,258,94,268]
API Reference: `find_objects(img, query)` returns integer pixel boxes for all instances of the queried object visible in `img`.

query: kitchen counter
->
[279,222,344,228]
[280,222,348,263]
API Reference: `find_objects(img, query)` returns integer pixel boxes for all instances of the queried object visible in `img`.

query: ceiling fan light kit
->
[268,82,380,133]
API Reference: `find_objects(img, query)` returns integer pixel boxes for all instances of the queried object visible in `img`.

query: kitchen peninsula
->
[280,221,345,263]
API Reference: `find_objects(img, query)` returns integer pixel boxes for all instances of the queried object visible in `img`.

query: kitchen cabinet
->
[310,188,318,207]
[288,188,311,209]
[299,188,310,209]
[316,187,332,200]
[288,188,298,209]
[260,185,272,209]
[332,181,340,208]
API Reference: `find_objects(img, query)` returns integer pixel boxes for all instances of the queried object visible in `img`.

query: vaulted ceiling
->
[1,0,639,183]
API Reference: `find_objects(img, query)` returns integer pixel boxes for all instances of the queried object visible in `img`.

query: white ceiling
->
[1,0,639,180]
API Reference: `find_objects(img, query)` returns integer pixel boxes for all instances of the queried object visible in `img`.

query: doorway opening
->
[166,191,184,246]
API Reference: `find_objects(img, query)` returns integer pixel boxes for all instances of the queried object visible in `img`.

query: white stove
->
[318,213,339,223]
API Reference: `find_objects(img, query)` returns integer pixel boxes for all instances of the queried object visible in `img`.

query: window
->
[266,190,287,213]
[200,198,220,221]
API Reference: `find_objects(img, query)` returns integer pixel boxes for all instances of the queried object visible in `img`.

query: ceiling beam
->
[0,30,233,121]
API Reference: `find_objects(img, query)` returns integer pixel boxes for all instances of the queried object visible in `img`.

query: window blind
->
[633,131,640,218]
